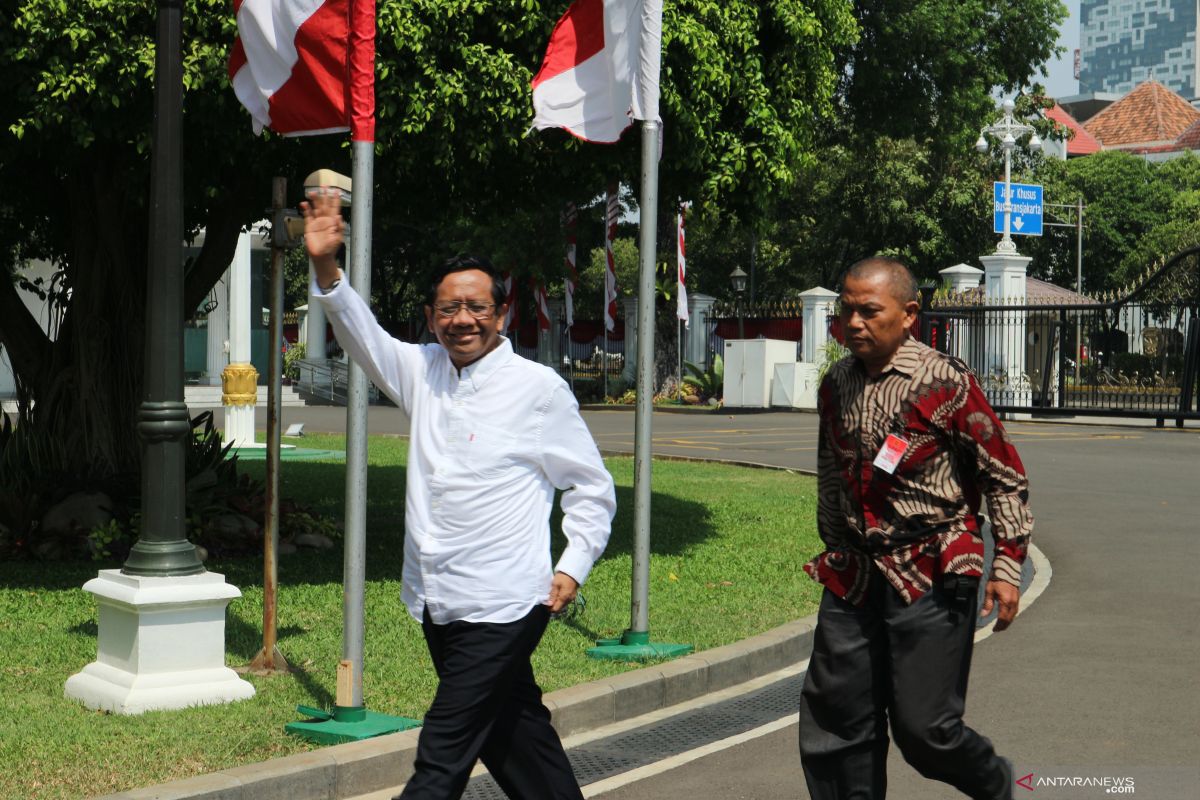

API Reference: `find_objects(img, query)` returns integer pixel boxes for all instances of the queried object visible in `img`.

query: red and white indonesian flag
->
[604,183,620,332]
[229,0,376,141]
[563,203,579,328]
[676,201,689,325]
[531,0,663,143]
[502,272,521,335]
[532,280,552,332]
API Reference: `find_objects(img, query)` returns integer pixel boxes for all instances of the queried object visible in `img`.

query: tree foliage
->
[0,0,858,479]
[1024,151,1200,293]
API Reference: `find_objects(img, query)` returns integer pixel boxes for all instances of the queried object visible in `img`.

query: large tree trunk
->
[28,165,151,481]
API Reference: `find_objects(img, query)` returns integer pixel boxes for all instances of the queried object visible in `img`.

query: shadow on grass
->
[225,615,336,708]
[2,458,719,592]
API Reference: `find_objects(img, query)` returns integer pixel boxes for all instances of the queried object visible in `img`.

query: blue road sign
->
[993,182,1043,236]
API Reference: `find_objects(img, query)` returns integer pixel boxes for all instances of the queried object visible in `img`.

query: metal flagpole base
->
[285,704,422,745]
[586,629,693,662]
[240,646,291,676]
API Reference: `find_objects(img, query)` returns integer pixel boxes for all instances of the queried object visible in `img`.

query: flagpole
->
[283,0,418,743]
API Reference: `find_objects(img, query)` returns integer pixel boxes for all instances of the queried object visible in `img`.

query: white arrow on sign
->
[1013,217,1024,231]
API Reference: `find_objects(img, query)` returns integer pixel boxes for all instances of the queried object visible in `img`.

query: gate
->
[921,245,1200,425]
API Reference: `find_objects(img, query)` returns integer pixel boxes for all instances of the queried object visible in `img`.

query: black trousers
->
[798,570,1012,800]
[398,604,583,800]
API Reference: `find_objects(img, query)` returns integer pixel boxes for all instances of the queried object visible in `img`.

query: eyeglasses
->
[433,301,496,319]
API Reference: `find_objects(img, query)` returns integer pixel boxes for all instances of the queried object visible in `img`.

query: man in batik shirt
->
[799,257,1033,800]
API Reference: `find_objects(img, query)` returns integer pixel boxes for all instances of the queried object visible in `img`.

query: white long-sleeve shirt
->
[314,280,616,624]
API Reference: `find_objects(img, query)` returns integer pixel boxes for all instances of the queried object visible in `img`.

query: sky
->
[1042,0,1082,98]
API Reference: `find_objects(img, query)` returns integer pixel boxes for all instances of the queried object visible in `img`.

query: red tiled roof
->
[955,277,1097,305]
[1083,81,1200,148]
[1177,119,1200,151]
[1045,103,1102,155]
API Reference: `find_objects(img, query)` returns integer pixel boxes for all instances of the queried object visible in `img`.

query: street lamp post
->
[975,98,1042,255]
[730,266,748,339]
[122,0,203,577]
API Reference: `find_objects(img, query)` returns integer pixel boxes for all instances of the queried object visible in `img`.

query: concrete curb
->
[93,617,818,800]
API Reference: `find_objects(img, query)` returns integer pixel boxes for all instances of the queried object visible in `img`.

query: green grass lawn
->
[0,434,821,799]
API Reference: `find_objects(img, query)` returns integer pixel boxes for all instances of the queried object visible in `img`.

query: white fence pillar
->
[938,263,984,363]
[979,252,1031,406]
[684,292,716,368]
[800,287,838,363]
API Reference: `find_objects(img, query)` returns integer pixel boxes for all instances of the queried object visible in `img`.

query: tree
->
[683,2,1068,300]
[0,0,859,481]
[1023,151,1200,293]
[834,0,1067,151]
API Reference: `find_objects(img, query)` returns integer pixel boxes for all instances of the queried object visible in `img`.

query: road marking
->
[582,713,801,797]
[582,544,1053,796]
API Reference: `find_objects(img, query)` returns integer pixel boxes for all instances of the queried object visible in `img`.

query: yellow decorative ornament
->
[222,363,259,406]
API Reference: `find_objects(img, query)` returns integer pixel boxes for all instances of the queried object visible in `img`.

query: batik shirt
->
[805,337,1033,605]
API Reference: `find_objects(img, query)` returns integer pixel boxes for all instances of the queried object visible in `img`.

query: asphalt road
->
[590,412,1200,799]
[198,403,1200,798]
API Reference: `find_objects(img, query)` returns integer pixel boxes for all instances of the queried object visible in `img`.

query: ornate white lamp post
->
[976,98,1042,255]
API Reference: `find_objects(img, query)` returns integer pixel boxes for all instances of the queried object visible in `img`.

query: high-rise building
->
[1079,0,1198,100]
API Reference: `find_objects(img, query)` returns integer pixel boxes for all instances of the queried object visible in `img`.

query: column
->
[799,287,838,363]
[979,252,1031,406]
[305,257,326,360]
[222,232,258,448]
[202,269,229,386]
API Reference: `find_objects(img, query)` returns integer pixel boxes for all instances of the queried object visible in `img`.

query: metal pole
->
[249,177,289,673]
[630,119,659,636]
[1002,142,1013,249]
[342,141,374,709]
[1077,196,1084,383]
[123,0,204,578]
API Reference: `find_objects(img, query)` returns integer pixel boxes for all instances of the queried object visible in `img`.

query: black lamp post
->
[730,266,748,340]
[121,0,204,577]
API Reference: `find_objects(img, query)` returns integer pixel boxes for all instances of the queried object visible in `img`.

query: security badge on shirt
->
[871,433,910,474]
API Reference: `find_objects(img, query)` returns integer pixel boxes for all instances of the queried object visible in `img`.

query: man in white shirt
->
[302,190,616,799]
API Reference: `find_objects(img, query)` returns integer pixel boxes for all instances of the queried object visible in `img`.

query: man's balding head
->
[837,257,921,377]
[840,257,918,305]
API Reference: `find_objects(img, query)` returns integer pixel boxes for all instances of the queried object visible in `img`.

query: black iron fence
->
[703,299,805,370]
[921,246,1200,424]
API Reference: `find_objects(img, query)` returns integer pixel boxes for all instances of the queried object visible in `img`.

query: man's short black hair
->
[839,257,919,304]
[426,254,507,308]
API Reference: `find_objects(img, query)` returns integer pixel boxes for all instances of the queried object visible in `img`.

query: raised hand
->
[299,187,345,282]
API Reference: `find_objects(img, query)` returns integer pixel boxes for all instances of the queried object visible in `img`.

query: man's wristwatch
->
[319,277,341,294]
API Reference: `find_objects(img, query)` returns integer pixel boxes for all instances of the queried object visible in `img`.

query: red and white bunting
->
[676,201,689,325]
[563,202,579,328]
[530,0,662,143]
[502,272,521,335]
[532,279,552,333]
[604,182,620,332]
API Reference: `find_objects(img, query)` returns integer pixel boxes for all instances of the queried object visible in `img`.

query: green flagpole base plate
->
[586,630,694,662]
[285,704,422,745]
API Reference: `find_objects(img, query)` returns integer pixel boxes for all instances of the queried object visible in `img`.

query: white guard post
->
[65,570,254,714]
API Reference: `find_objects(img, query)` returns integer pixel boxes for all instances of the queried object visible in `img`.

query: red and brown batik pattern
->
[805,337,1033,606]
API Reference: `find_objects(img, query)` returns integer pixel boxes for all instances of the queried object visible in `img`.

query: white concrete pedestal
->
[224,403,257,448]
[65,570,255,715]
